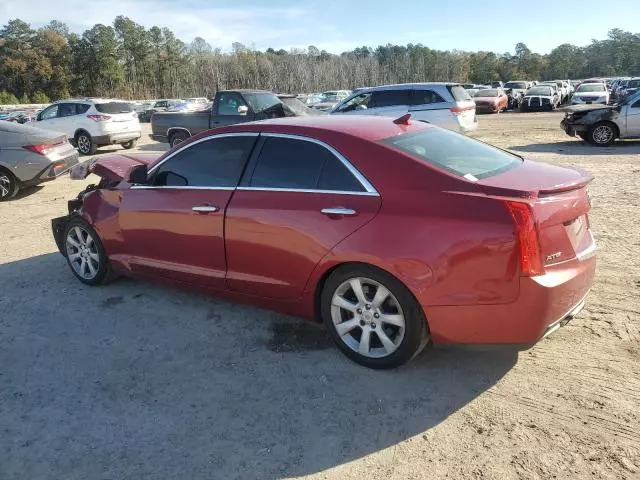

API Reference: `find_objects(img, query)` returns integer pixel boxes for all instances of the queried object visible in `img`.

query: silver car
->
[0,122,79,200]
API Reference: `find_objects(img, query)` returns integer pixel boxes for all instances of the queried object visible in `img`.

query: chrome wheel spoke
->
[86,258,97,276]
[358,328,371,355]
[376,328,396,353]
[80,258,87,276]
[332,295,358,312]
[74,227,85,245]
[380,314,404,327]
[68,252,81,261]
[89,252,100,262]
[349,278,368,304]
[371,285,389,309]
[335,319,359,337]
[66,236,80,248]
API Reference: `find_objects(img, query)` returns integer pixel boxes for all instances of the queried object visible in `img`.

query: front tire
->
[122,139,137,150]
[76,132,97,155]
[587,122,616,146]
[63,217,115,285]
[321,264,429,369]
[0,168,19,201]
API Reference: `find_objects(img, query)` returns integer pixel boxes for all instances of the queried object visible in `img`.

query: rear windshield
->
[382,128,521,180]
[527,87,552,96]
[95,102,135,114]
[475,89,499,97]
[448,85,472,102]
[505,82,527,89]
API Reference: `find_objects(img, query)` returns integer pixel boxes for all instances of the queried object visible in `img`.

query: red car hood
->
[477,158,593,198]
[70,153,161,182]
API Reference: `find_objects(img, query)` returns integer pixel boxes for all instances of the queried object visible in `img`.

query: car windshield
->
[526,87,553,96]
[577,84,605,92]
[320,92,341,102]
[382,128,521,180]
[475,89,499,97]
[94,102,135,114]
[505,82,527,89]
[243,92,282,112]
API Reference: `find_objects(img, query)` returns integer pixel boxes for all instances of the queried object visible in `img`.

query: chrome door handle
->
[321,207,357,216]
[192,205,219,213]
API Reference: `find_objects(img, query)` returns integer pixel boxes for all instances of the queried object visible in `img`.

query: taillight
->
[23,143,58,155]
[450,105,475,115]
[504,201,544,276]
[87,114,111,122]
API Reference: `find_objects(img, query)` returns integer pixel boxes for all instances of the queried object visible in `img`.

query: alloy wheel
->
[66,225,100,280]
[0,174,11,199]
[592,125,613,144]
[330,277,405,358]
[77,135,91,154]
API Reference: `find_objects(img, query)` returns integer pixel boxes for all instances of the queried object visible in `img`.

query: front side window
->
[250,136,365,192]
[58,103,77,117]
[40,105,59,120]
[382,127,521,180]
[369,90,410,108]
[336,93,372,112]
[152,136,255,187]
[217,93,249,115]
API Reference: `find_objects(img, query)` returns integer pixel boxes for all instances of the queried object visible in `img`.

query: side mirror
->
[237,105,249,115]
[128,164,148,185]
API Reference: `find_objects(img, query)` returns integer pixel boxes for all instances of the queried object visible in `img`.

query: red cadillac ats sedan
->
[52,115,596,369]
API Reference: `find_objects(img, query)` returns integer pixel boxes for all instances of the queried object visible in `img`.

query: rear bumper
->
[21,152,80,187]
[424,253,596,345]
[93,132,141,146]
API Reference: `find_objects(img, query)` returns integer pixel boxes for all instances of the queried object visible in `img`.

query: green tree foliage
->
[1,17,639,102]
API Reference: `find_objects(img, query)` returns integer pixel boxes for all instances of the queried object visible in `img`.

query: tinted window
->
[369,90,410,108]
[58,103,77,117]
[243,92,281,112]
[447,85,472,101]
[94,102,135,114]
[318,155,365,192]
[40,105,58,120]
[217,92,248,115]
[382,128,521,180]
[336,92,372,112]
[631,99,640,108]
[411,89,445,105]
[153,136,255,187]
[77,104,90,114]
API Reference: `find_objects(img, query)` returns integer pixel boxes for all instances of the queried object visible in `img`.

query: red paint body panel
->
[75,116,597,346]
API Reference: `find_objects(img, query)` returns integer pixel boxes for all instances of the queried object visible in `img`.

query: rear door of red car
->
[117,133,258,289]
[225,133,381,299]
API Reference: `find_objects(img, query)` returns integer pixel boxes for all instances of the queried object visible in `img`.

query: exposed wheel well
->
[74,129,91,140]
[167,128,191,143]
[313,261,428,329]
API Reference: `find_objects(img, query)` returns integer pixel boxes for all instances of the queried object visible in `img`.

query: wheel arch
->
[167,127,191,143]
[74,128,91,140]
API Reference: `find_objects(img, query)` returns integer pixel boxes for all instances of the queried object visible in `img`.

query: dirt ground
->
[1,114,639,480]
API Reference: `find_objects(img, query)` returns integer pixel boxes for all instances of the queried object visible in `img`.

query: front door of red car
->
[225,134,381,299]
[117,133,258,289]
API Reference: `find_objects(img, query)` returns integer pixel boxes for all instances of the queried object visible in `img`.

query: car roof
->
[54,98,129,104]
[355,82,459,92]
[198,115,432,143]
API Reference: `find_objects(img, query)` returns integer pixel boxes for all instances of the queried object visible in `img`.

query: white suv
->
[330,83,478,133]
[35,98,141,155]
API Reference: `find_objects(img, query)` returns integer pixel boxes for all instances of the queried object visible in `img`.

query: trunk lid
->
[477,159,594,267]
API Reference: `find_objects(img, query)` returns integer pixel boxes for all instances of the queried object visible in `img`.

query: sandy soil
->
[1,115,639,479]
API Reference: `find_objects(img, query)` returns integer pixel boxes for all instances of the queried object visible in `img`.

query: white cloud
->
[0,0,319,51]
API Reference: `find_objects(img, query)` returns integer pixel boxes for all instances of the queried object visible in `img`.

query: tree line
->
[1,16,639,104]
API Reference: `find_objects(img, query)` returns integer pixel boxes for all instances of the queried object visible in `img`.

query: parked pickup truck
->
[151,90,320,148]
[560,90,640,146]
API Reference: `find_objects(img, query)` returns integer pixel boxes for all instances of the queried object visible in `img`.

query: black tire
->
[586,122,617,147]
[169,131,190,149]
[0,168,19,201]
[122,139,137,150]
[62,216,116,286]
[320,264,430,369]
[76,131,97,155]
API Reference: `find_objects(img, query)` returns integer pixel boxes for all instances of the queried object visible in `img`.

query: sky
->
[1,0,638,54]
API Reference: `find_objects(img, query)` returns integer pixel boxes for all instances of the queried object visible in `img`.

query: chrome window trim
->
[258,132,378,194]
[131,185,235,191]
[147,132,260,175]
[236,187,379,196]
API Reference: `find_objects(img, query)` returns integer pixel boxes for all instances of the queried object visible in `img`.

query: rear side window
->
[152,136,255,187]
[77,104,91,114]
[410,90,446,105]
[382,128,521,180]
[250,137,365,192]
[447,85,472,102]
[94,102,135,114]
[369,90,410,108]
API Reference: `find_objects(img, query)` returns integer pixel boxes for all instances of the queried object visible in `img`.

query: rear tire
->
[76,132,97,155]
[321,264,430,369]
[0,168,19,201]
[169,131,190,149]
[122,139,137,150]
[62,216,116,286]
